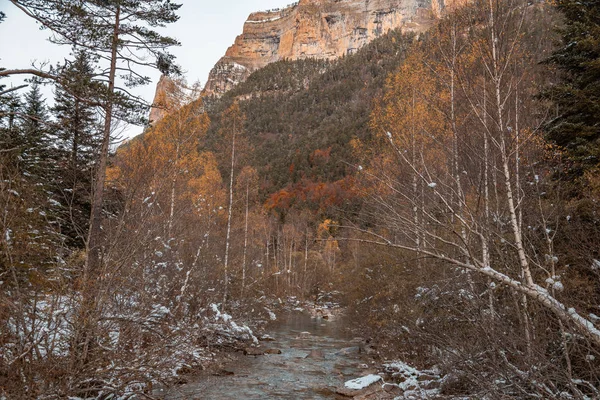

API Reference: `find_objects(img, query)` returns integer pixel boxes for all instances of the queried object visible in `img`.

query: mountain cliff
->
[203,0,447,96]
[149,75,177,124]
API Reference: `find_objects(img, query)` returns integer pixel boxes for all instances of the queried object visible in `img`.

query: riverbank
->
[155,301,453,400]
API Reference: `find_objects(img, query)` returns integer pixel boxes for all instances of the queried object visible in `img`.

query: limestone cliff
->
[203,0,448,96]
[149,75,177,124]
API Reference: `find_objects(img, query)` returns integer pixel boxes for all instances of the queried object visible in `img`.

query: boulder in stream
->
[336,374,382,397]
[243,347,264,356]
[264,348,282,354]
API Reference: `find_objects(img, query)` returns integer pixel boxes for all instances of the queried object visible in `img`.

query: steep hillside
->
[204,29,415,215]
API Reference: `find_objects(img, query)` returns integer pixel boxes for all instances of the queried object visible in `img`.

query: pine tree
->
[543,0,600,180]
[6,0,183,378]
[8,0,182,272]
[0,92,22,145]
[20,79,50,177]
[51,52,102,247]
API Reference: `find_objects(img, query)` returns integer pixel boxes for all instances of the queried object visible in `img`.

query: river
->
[159,312,372,399]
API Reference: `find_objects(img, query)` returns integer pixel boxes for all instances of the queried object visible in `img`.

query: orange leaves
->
[317,218,337,238]
[264,176,360,214]
[187,152,227,218]
[374,49,448,156]
[310,147,332,165]
[109,78,224,222]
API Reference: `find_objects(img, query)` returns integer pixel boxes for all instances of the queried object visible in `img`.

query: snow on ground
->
[344,374,382,390]
[208,303,258,344]
[383,360,441,398]
[264,307,277,321]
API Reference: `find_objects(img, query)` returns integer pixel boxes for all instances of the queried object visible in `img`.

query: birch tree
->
[219,102,246,305]
[362,0,600,357]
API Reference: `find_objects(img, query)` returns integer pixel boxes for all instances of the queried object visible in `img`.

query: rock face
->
[204,0,448,96]
[149,75,177,124]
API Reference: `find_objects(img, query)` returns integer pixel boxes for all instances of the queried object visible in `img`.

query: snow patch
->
[4,228,12,244]
[209,303,258,344]
[48,198,62,207]
[344,374,382,390]
[264,307,277,321]
[383,360,441,395]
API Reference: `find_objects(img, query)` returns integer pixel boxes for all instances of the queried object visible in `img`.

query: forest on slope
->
[1,0,600,398]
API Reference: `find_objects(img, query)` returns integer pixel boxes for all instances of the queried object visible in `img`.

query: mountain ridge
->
[202,0,448,96]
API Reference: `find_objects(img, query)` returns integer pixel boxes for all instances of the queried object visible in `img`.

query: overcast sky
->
[0,0,288,138]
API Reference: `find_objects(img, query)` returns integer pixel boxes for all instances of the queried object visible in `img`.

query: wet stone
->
[243,347,264,356]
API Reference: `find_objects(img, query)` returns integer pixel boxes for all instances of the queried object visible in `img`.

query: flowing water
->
[160,312,371,399]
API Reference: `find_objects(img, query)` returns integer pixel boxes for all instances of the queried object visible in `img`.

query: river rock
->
[306,349,325,359]
[243,347,264,356]
[264,348,282,354]
[336,374,382,398]
[299,331,311,338]
[259,334,276,341]
[212,369,235,376]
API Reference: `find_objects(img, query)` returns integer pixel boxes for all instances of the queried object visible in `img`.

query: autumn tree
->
[107,79,210,302]
[359,0,600,395]
[187,151,227,279]
[145,80,207,239]
[370,48,447,262]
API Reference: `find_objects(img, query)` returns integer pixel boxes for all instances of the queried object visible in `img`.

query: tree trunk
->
[241,181,249,298]
[223,121,236,305]
[86,5,120,276]
[75,3,120,376]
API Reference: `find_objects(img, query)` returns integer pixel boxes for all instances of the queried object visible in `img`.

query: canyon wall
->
[203,0,442,96]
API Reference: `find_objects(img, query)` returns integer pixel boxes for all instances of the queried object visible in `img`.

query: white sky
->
[0,0,288,138]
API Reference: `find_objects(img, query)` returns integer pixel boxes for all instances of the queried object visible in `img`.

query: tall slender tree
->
[219,102,246,306]
[51,51,102,247]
